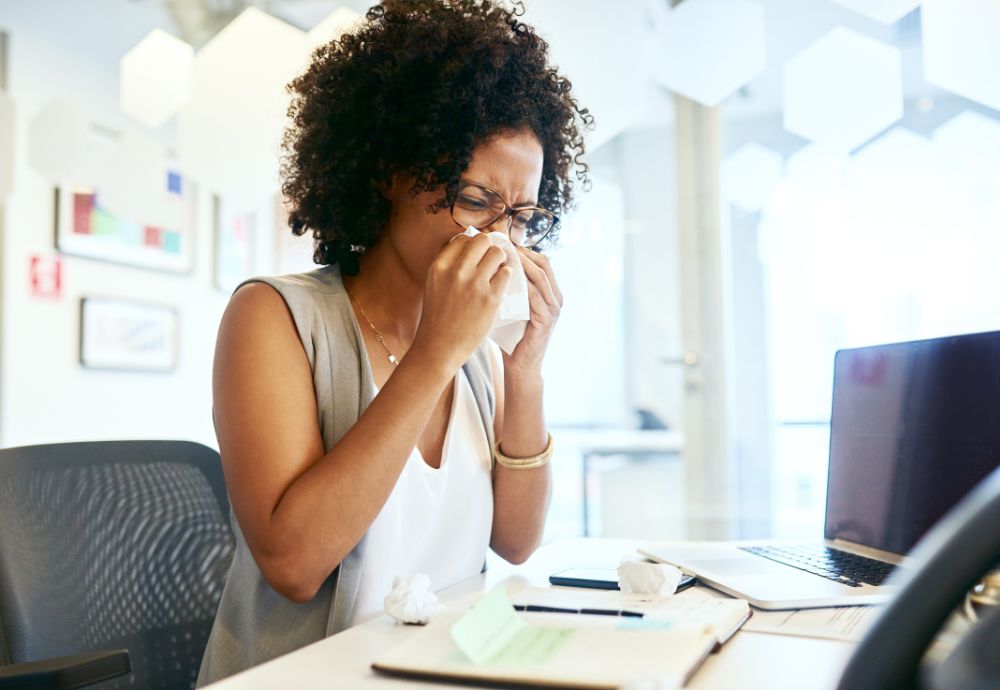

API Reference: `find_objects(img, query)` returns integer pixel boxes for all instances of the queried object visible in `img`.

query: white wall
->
[0,1,229,448]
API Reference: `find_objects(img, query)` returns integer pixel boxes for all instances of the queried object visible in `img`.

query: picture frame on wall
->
[214,194,256,293]
[79,297,178,372]
[54,169,195,273]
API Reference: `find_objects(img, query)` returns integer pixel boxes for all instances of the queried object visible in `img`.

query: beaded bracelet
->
[493,433,554,470]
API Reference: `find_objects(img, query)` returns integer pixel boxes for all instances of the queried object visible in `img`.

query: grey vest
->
[197,266,495,686]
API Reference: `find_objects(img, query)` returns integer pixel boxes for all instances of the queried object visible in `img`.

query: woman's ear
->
[378,171,415,202]
[375,173,396,200]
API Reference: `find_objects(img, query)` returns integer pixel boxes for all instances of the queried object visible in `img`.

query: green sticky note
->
[450,588,525,665]
[450,588,575,667]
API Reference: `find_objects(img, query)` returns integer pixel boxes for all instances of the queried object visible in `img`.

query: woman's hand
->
[411,232,513,372]
[504,247,563,377]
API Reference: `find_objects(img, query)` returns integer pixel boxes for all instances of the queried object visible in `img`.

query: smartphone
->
[549,567,696,592]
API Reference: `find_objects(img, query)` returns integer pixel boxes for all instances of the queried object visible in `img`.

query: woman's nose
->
[483,214,512,236]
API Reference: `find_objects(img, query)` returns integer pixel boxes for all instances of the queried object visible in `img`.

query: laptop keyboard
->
[739,544,896,587]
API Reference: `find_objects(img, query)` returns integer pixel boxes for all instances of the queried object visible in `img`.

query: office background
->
[0,0,997,547]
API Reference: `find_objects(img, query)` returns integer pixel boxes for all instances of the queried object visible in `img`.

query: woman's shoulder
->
[238,265,345,298]
[222,266,349,339]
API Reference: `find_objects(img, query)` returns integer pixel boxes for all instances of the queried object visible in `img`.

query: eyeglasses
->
[450,180,558,249]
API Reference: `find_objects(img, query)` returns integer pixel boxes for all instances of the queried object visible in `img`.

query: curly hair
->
[280,0,593,274]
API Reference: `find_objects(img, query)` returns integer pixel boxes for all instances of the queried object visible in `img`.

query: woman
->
[198,0,591,683]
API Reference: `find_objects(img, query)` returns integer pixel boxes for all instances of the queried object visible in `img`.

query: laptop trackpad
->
[689,557,783,576]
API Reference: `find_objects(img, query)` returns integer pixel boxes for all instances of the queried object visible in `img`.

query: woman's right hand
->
[411,232,512,371]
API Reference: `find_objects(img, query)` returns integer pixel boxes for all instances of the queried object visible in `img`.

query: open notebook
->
[372,587,750,689]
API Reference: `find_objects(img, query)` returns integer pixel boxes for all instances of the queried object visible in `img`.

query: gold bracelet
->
[493,433,554,470]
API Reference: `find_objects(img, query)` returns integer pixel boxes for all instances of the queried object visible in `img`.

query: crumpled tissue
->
[384,574,446,625]
[461,226,530,354]
[617,557,684,595]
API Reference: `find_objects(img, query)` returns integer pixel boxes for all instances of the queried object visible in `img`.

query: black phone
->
[549,567,695,592]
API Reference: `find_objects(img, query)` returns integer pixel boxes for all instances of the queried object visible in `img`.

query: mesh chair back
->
[0,440,234,689]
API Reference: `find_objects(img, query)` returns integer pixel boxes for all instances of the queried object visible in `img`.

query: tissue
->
[617,557,684,595]
[384,574,446,624]
[461,226,530,354]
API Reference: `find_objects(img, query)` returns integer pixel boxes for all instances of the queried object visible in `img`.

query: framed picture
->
[79,297,178,372]
[55,170,195,273]
[214,194,256,292]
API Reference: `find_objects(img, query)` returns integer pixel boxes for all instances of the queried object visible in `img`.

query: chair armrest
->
[0,649,130,689]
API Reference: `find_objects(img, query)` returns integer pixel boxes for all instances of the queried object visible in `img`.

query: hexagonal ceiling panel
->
[524,0,647,151]
[722,142,784,212]
[177,7,307,211]
[27,98,90,183]
[120,28,194,129]
[828,0,920,25]
[306,7,363,52]
[783,27,902,152]
[650,0,766,108]
[932,110,1000,183]
[786,143,850,188]
[923,0,1000,112]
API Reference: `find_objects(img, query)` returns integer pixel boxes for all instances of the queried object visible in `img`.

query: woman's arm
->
[215,283,454,602]
[490,249,562,563]
[489,365,552,563]
[215,234,511,602]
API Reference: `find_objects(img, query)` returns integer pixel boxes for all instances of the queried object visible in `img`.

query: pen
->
[513,604,645,618]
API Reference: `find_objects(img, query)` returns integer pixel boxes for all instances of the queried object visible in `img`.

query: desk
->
[554,430,684,536]
[206,538,854,690]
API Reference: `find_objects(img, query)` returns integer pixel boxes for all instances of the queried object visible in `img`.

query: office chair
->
[838,463,1000,690]
[0,441,235,689]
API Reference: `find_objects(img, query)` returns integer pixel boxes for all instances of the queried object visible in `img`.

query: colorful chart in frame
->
[214,195,256,293]
[56,171,193,273]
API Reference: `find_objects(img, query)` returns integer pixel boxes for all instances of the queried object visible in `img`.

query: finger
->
[437,233,473,265]
[516,247,563,306]
[436,233,491,276]
[476,244,508,277]
[489,264,514,294]
[525,281,556,324]
[518,251,559,309]
[455,231,495,271]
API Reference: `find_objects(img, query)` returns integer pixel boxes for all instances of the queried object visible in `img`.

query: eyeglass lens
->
[453,184,554,247]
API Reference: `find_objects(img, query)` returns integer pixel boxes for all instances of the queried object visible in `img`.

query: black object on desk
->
[513,603,646,617]
[549,567,695,593]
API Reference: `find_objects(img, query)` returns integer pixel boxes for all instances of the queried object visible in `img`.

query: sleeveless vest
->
[197,265,495,686]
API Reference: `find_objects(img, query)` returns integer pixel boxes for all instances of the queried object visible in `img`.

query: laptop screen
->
[824,330,1000,556]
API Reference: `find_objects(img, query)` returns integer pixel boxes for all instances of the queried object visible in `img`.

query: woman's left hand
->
[504,247,563,377]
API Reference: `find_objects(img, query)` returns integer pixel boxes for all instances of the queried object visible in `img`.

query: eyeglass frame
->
[449,179,559,248]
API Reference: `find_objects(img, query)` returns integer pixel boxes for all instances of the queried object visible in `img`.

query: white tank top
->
[349,367,495,625]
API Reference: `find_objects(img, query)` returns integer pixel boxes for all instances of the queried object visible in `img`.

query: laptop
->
[641,329,1000,609]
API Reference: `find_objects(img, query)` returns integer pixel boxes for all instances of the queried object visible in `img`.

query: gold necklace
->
[345,285,400,367]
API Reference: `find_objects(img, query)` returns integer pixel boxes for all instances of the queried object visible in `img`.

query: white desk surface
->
[206,538,853,690]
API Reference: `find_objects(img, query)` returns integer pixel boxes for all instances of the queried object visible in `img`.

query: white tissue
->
[461,226,530,354]
[383,574,446,624]
[617,557,684,595]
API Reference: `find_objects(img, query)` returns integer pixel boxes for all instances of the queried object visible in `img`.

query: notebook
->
[372,587,750,689]
[642,329,1000,609]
